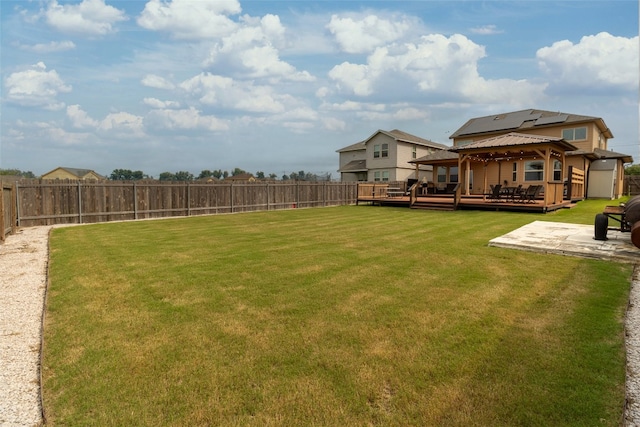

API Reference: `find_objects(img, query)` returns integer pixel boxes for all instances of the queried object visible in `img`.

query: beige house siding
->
[453,122,606,153]
[338,129,447,183]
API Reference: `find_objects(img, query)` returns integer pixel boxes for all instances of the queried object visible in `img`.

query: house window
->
[449,166,458,183]
[553,160,562,181]
[412,146,417,159]
[524,160,544,181]
[374,171,389,182]
[437,166,447,183]
[512,162,518,181]
[373,143,389,158]
[562,127,587,141]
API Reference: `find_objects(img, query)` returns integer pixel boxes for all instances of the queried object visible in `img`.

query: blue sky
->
[1,0,638,179]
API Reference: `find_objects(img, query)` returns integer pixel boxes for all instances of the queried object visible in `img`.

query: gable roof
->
[42,167,105,179]
[450,109,613,139]
[373,129,449,150]
[225,173,255,181]
[336,141,366,153]
[336,129,448,152]
[410,149,459,164]
[450,132,578,152]
[593,147,634,163]
[338,159,367,172]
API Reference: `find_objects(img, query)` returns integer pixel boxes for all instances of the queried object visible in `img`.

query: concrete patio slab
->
[489,220,639,263]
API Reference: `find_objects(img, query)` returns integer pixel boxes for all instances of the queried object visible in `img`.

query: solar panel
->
[459,110,542,135]
[535,114,569,126]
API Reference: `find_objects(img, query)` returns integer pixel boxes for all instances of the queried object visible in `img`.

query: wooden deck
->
[357,194,572,213]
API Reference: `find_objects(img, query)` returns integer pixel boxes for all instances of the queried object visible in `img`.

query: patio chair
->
[519,185,542,203]
[486,184,502,201]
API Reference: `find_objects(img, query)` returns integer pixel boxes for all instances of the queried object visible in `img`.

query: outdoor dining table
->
[500,186,522,202]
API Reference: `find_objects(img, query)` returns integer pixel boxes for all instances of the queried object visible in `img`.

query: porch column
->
[415,163,419,180]
[461,155,470,196]
[544,147,551,205]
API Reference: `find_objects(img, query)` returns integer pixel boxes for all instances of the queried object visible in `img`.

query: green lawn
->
[43,200,632,426]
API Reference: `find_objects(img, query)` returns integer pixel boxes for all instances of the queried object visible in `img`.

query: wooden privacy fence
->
[14,180,358,227]
[624,176,640,196]
[1,182,17,241]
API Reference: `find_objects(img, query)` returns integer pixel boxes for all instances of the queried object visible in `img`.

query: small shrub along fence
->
[6,179,358,229]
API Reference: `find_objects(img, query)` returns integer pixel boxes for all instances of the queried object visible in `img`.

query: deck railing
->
[567,166,585,201]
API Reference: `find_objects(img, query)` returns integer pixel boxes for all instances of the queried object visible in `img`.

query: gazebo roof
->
[449,132,577,153]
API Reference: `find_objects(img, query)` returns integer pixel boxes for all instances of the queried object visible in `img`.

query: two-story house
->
[337,129,448,182]
[412,109,633,199]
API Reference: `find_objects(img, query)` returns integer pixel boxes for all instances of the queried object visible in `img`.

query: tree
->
[0,169,35,178]
[198,170,216,180]
[255,171,265,179]
[158,172,175,181]
[231,167,246,176]
[110,169,147,180]
[625,164,640,175]
[173,171,194,181]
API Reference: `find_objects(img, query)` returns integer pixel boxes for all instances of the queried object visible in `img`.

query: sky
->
[1,0,638,179]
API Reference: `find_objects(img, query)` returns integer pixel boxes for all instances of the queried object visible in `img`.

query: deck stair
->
[410,199,456,211]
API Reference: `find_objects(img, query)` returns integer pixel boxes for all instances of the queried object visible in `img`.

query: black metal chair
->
[486,184,502,201]
[519,185,542,203]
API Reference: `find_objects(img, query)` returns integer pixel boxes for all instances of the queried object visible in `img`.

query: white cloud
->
[146,107,229,131]
[327,13,412,53]
[322,117,346,131]
[17,40,76,53]
[141,74,176,90]
[322,100,386,112]
[4,62,71,110]
[45,0,128,35]
[67,105,99,128]
[180,72,287,114]
[328,62,373,96]
[143,98,180,109]
[98,112,145,137]
[137,0,241,39]
[203,14,314,82]
[469,25,503,35]
[537,32,639,90]
[355,105,430,122]
[329,33,546,104]
[283,121,314,133]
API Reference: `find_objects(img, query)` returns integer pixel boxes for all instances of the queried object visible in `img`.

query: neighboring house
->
[225,173,256,182]
[337,129,449,182]
[412,109,633,199]
[41,167,105,180]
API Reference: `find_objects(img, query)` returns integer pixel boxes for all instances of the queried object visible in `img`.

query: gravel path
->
[0,226,51,427]
[0,226,638,426]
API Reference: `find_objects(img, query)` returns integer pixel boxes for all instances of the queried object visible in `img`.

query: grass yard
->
[42,200,633,426]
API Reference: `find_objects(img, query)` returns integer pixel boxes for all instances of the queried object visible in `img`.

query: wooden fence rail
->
[11,180,358,228]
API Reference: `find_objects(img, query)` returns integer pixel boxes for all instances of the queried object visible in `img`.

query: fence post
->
[77,181,83,224]
[133,182,138,220]
[187,182,191,217]
[266,182,270,211]
[0,182,5,242]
